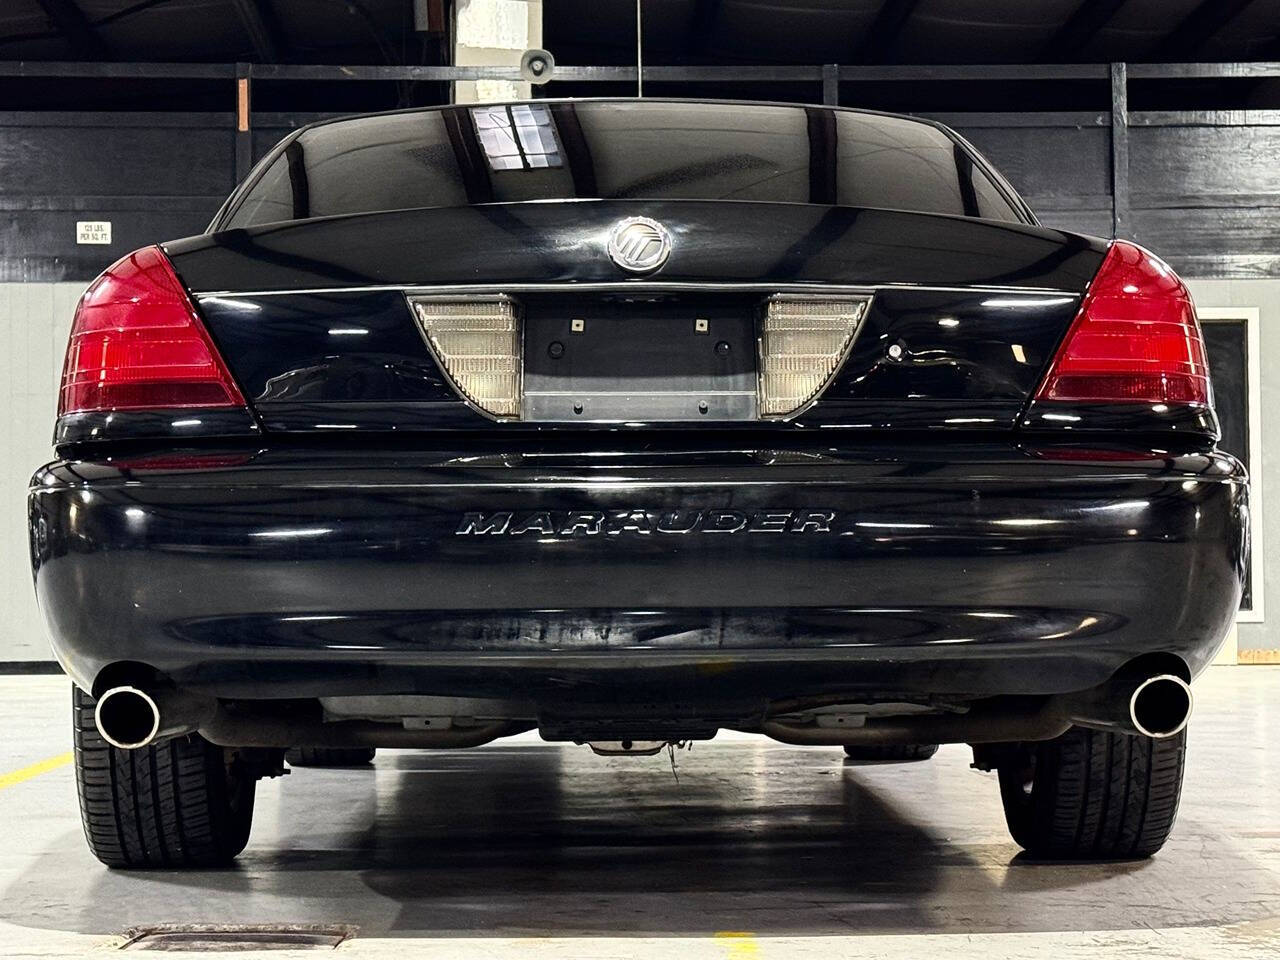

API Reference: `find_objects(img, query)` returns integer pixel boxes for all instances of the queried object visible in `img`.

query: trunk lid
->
[165,200,1104,434]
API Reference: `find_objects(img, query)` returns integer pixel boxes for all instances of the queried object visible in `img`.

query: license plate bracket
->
[523,299,758,422]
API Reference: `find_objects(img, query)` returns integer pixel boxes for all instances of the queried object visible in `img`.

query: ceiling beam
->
[34,0,108,59]
[1151,0,1259,60]
[1040,0,1130,62]
[230,0,283,62]
[853,0,923,64]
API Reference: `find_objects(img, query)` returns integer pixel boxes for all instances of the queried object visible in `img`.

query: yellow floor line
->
[714,931,760,960]
[0,752,72,791]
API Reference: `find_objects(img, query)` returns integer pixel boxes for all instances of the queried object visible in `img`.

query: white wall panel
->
[1187,278,1280,655]
[0,282,81,662]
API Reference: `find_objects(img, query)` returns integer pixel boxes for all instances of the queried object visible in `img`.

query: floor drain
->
[120,924,355,951]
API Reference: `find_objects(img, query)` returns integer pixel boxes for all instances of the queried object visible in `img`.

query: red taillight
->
[1034,240,1209,406]
[59,246,246,416]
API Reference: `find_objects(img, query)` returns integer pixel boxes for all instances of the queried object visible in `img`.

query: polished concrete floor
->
[1,668,1279,958]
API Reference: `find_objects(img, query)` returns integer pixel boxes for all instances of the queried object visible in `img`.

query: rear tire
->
[285,746,376,767]
[73,686,256,868]
[843,743,939,763]
[996,725,1186,860]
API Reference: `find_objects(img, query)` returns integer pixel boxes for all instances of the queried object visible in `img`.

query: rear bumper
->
[29,443,1247,705]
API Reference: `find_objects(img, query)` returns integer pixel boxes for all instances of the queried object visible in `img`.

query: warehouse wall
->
[5,109,1279,285]
[953,112,1280,278]
[1186,279,1279,658]
[0,112,321,284]
[1,282,80,662]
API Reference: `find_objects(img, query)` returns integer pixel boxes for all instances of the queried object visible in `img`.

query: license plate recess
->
[523,294,758,422]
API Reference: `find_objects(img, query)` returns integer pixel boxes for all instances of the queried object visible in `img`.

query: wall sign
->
[76,221,112,245]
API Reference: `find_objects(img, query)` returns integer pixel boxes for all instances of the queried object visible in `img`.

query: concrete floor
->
[1,668,1279,959]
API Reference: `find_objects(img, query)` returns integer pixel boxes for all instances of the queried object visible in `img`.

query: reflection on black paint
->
[221,101,1026,230]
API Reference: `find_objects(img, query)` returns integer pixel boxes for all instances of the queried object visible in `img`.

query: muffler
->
[750,667,1193,748]
[198,711,533,749]
[751,703,1071,747]
[1050,672,1193,739]
[94,685,217,750]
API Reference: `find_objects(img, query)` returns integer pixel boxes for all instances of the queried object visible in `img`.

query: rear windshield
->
[226,100,1023,228]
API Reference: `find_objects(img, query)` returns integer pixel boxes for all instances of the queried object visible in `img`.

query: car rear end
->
[28,100,1246,866]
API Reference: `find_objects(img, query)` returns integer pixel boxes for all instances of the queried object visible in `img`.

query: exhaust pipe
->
[198,710,533,749]
[750,667,1192,748]
[1051,672,1193,739]
[751,702,1071,747]
[1129,674,1194,739]
[94,685,217,750]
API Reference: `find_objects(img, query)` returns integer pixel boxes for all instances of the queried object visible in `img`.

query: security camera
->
[519,48,555,85]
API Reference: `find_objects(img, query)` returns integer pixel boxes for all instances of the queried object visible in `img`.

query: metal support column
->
[822,63,840,106]
[1109,61,1130,240]
[235,62,252,183]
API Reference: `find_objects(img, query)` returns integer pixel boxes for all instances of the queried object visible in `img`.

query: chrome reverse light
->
[757,295,871,418]
[409,297,522,419]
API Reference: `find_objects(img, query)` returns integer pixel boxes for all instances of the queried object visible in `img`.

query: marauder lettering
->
[455,509,837,536]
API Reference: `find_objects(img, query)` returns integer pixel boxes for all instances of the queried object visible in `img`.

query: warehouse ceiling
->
[0,1,1276,113]
[550,0,1280,65]
[0,0,431,63]
[0,0,1277,65]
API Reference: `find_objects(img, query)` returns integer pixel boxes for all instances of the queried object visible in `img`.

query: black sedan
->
[28,99,1247,868]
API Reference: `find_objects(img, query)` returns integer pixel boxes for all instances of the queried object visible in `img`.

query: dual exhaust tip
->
[1126,673,1193,740]
[94,685,215,750]
[93,671,1194,751]
[94,686,161,749]
[1042,671,1192,740]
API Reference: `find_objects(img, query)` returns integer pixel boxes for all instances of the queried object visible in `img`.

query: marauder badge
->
[456,509,837,536]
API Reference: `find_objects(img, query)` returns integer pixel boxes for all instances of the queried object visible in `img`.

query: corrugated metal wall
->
[4,108,1280,285]
[952,112,1280,278]
[0,112,325,284]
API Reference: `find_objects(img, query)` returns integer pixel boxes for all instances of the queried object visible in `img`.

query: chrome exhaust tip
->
[93,684,217,750]
[1048,666,1194,740]
[1129,674,1193,739]
[94,686,162,749]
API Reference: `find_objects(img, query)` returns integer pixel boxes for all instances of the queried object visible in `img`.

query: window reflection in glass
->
[472,104,562,171]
